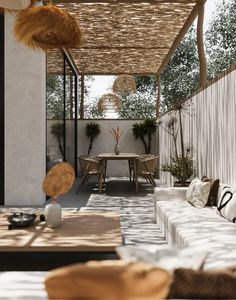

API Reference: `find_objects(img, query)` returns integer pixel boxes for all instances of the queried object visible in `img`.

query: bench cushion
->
[156,199,236,270]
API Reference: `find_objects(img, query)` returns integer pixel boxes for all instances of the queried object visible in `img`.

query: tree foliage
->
[205,0,236,79]
[118,90,156,119]
[47,75,95,120]
[47,75,64,120]
[160,26,199,112]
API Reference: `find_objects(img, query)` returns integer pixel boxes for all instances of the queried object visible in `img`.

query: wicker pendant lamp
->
[112,74,136,96]
[98,93,121,112]
[14,2,82,51]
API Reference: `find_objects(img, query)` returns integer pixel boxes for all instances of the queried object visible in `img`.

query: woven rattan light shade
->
[98,93,121,112]
[14,4,82,51]
[112,74,136,96]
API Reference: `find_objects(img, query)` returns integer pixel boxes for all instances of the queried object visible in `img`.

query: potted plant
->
[86,122,101,155]
[157,102,194,186]
[132,118,156,154]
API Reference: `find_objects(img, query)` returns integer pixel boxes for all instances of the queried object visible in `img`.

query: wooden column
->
[80,74,84,119]
[0,14,4,204]
[156,74,161,119]
[197,2,207,88]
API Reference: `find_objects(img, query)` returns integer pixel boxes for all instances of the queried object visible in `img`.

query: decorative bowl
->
[7,212,36,228]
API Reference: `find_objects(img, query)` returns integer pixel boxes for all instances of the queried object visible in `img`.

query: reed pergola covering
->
[46,0,205,76]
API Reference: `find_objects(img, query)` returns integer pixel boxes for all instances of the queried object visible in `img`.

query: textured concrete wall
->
[5,14,46,206]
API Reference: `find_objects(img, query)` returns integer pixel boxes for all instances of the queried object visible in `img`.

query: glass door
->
[46,51,78,175]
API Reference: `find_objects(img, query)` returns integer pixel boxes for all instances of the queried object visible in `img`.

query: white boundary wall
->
[159,69,236,187]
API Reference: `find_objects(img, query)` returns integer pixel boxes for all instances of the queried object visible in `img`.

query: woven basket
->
[112,74,136,96]
[14,4,82,51]
[98,93,121,112]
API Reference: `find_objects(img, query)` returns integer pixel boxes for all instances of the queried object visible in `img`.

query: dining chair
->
[135,155,158,192]
[78,155,103,193]
[129,154,153,182]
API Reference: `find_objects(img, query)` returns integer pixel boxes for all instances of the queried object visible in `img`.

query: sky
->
[90,0,228,97]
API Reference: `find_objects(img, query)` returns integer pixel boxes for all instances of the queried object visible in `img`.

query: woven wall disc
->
[112,75,136,96]
[14,4,82,51]
[43,162,75,198]
[98,93,121,112]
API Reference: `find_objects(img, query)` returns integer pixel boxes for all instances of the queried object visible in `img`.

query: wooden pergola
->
[46,0,207,117]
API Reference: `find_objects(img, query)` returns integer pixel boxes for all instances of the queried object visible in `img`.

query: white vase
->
[114,143,120,155]
[45,202,62,228]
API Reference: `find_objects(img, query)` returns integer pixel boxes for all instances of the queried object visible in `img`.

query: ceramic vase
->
[114,143,120,155]
[45,202,62,228]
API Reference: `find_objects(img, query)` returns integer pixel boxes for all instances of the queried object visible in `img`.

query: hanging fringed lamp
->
[112,74,136,96]
[98,93,121,112]
[14,4,82,51]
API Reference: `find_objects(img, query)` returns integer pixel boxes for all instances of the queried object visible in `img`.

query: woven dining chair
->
[135,155,158,192]
[129,154,154,182]
[78,155,103,193]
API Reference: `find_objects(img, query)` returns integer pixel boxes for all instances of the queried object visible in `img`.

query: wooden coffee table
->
[0,210,122,270]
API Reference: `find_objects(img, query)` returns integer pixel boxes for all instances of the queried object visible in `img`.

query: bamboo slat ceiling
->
[46,0,200,75]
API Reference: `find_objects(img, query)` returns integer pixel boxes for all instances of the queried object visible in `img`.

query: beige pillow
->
[186,178,211,208]
[45,260,171,300]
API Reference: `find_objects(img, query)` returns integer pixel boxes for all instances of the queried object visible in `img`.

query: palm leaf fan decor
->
[98,93,121,112]
[14,4,82,51]
[112,74,136,96]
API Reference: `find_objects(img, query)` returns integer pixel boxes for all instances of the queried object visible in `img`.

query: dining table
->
[97,152,140,190]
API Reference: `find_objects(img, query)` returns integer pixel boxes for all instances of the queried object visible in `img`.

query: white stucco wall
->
[5,14,46,206]
[47,120,158,177]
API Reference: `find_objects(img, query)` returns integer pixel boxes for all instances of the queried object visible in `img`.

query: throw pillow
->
[217,186,236,223]
[186,178,211,208]
[201,176,220,206]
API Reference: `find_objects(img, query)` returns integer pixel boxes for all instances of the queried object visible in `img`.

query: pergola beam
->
[197,1,207,87]
[156,74,161,118]
[50,0,197,3]
[80,46,169,50]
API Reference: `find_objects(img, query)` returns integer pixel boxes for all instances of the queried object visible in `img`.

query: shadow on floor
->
[56,176,159,209]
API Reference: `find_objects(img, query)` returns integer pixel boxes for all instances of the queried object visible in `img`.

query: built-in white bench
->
[154,186,236,270]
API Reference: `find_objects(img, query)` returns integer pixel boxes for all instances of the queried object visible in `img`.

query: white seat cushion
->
[156,200,236,270]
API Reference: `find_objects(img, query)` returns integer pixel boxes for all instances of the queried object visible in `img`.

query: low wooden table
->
[0,211,122,271]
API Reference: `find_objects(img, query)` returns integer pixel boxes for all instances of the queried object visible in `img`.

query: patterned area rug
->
[82,193,167,246]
